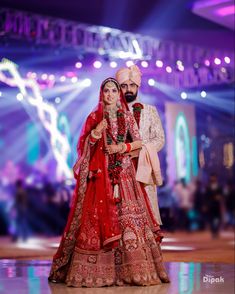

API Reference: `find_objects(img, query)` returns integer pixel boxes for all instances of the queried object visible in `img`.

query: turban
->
[115,65,142,87]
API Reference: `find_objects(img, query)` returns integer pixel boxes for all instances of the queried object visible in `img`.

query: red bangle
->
[125,143,131,152]
[90,136,97,144]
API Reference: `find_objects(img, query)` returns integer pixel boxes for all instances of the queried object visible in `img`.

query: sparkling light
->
[93,61,102,68]
[59,76,66,82]
[224,56,231,64]
[141,61,148,68]
[75,62,82,69]
[178,64,184,71]
[55,97,61,104]
[204,59,210,66]
[156,60,163,68]
[0,58,72,179]
[176,60,183,66]
[200,91,207,98]
[110,61,117,68]
[16,93,24,101]
[0,92,2,97]
[71,76,78,83]
[83,78,92,87]
[181,92,187,99]
[166,66,172,73]
[148,79,155,86]
[214,58,221,65]
[31,72,37,79]
[126,60,134,67]
[221,67,227,73]
[48,74,55,81]
[41,73,48,80]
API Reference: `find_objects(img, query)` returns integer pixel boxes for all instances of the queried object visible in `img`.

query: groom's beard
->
[124,91,138,103]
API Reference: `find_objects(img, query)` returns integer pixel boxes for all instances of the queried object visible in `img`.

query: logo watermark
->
[203,274,224,284]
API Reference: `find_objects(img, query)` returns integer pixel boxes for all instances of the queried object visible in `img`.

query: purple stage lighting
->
[156,60,163,68]
[110,61,117,68]
[75,62,82,69]
[93,61,102,68]
[214,58,221,65]
[141,61,149,68]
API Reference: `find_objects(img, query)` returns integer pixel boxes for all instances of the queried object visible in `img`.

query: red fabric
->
[55,78,129,258]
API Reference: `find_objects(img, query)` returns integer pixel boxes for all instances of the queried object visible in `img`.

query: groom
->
[116,65,165,225]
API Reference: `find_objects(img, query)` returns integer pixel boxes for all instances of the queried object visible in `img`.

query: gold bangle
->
[91,129,102,139]
[119,143,127,153]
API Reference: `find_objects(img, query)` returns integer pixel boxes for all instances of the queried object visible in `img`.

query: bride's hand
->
[105,144,122,154]
[95,119,107,133]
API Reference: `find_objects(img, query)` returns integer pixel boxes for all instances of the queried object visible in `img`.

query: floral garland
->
[105,109,126,186]
[132,102,144,128]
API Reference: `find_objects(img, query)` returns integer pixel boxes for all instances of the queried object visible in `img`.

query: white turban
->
[115,65,142,87]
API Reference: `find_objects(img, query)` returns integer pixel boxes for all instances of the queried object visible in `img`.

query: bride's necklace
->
[105,106,118,120]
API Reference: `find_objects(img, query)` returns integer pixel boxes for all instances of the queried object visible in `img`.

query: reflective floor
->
[0,260,234,294]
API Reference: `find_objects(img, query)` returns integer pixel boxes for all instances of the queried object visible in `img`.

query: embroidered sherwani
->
[129,101,165,225]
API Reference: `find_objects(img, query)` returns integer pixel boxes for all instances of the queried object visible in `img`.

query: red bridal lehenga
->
[48,79,170,287]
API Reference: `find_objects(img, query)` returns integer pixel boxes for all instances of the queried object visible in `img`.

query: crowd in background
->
[0,173,234,242]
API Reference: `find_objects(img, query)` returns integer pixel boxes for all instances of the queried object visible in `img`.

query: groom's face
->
[120,79,138,103]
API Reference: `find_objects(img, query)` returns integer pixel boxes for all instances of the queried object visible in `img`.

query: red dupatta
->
[49,78,126,282]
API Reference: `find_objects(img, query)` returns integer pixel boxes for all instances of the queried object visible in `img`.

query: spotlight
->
[110,61,117,68]
[204,59,210,66]
[83,78,92,87]
[166,66,172,73]
[71,77,78,83]
[60,76,66,82]
[126,60,134,67]
[48,74,55,81]
[181,92,187,99]
[75,62,82,69]
[41,73,48,80]
[178,64,184,71]
[200,91,207,98]
[55,97,61,104]
[31,72,37,79]
[141,61,148,68]
[214,58,221,65]
[176,60,183,66]
[156,60,163,68]
[93,61,102,68]
[221,67,226,73]
[16,93,24,101]
[224,56,230,64]
[0,92,2,97]
[148,79,155,86]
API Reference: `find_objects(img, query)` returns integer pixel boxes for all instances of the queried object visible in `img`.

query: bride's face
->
[102,82,119,106]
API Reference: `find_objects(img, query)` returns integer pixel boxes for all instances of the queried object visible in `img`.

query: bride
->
[48,77,169,287]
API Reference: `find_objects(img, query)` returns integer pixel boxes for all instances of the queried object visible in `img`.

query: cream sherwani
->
[129,101,165,225]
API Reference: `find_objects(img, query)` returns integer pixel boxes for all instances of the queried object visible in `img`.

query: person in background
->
[205,174,223,238]
[13,179,29,242]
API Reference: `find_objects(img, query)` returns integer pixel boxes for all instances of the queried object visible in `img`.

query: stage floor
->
[0,260,234,294]
[0,231,234,293]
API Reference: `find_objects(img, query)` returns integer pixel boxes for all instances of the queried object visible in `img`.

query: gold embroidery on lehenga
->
[49,110,170,287]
